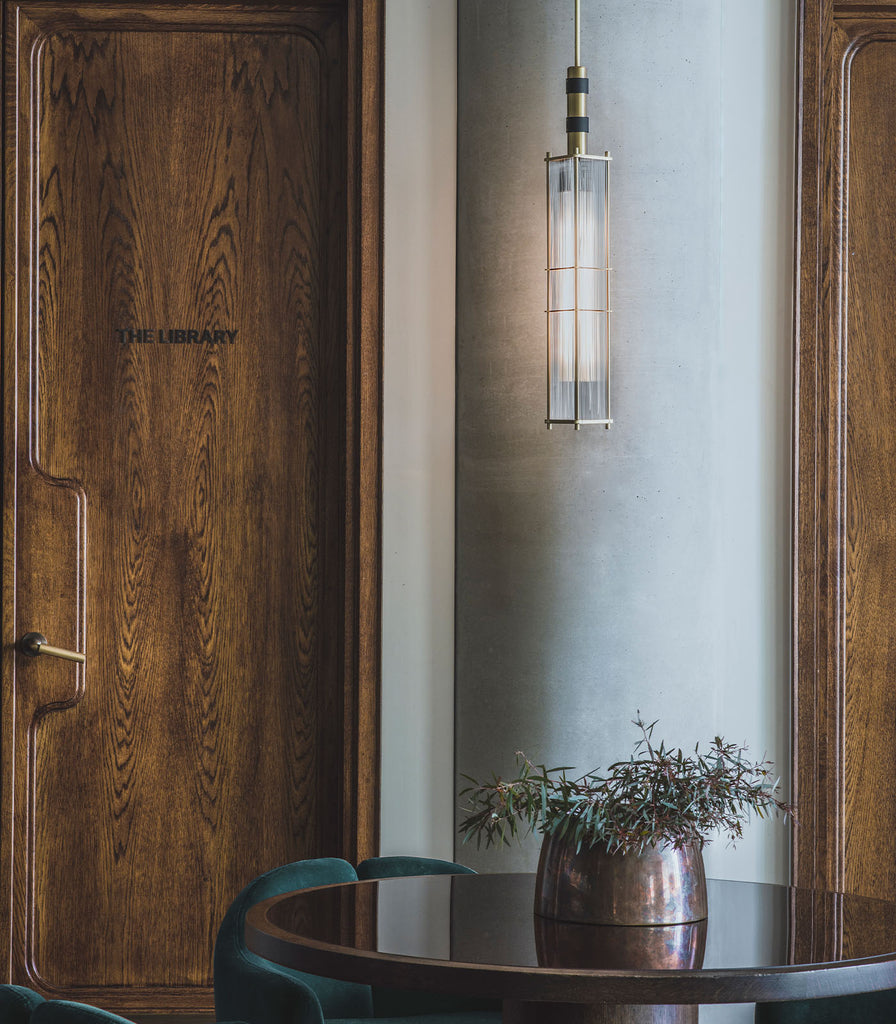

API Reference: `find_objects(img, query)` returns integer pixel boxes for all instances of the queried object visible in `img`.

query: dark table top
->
[245,873,896,1006]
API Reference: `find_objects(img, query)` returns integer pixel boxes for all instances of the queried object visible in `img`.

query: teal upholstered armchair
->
[755,991,896,1023]
[31,1002,157,1024]
[213,856,500,1024]
[31,1001,247,1024]
[356,857,476,880]
[0,985,45,1024]
[214,858,372,1024]
[17,993,246,1024]
[354,857,496,1020]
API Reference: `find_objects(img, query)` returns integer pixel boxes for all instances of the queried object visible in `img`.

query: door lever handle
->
[19,632,85,664]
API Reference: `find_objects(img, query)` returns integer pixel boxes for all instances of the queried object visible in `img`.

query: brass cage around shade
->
[545,150,612,429]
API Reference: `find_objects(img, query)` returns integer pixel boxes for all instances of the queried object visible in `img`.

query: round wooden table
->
[245,873,896,1024]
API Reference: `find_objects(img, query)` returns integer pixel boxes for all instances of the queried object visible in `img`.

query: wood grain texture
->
[2,1,383,1011]
[793,0,841,897]
[788,886,844,966]
[344,0,383,911]
[841,32,896,897]
[794,0,896,898]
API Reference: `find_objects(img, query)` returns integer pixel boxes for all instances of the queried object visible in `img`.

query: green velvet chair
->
[0,985,45,1024]
[354,856,497,1020]
[755,991,896,1023]
[30,1002,141,1024]
[356,856,476,880]
[30,999,248,1024]
[213,856,500,1024]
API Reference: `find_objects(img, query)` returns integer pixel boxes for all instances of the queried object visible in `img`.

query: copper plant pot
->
[534,833,708,925]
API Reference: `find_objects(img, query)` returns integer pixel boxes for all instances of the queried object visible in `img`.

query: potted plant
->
[459,715,793,927]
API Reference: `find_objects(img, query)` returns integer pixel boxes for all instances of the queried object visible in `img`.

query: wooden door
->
[1,1,382,1011]
[794,0,896,897]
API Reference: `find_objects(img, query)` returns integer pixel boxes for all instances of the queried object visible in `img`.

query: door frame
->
[792,0,842,895]
[336,0,385,882]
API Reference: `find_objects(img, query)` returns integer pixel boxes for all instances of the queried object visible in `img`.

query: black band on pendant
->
[566,78,589,94]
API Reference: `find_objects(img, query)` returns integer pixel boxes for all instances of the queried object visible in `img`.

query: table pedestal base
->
[503,1000,698,1024]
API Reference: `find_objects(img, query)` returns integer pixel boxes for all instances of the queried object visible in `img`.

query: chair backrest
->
[0,985,45,1024]
[356,856,476,880]
[214,857,373,1023]
[30,1001,132,1024]
[755,990,896,1024]
[354,856,498,1019]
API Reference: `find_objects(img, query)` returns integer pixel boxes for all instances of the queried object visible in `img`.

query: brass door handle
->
[19,632,85,664]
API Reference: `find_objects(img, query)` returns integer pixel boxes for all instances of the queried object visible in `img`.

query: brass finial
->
[565,0,589,155]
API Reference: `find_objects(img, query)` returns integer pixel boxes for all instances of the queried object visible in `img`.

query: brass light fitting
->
[546,0,612,429]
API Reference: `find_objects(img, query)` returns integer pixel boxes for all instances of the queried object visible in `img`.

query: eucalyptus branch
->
[459,715,794,855]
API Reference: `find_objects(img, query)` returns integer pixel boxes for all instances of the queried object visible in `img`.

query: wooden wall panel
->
[842,36,896,897]
[794,0,896,898]
[1,1,383,1011]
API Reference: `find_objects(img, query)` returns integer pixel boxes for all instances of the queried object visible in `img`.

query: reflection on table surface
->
[532,914,707,970]
[263,873,896,973]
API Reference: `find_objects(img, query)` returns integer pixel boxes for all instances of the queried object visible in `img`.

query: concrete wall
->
[380,0,458,860]
[454,0,796,901]
[382,3,795,1018]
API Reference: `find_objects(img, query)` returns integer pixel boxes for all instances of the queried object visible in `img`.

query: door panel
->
[842,36,896,899]
[793,0,896,898]
[3,1,382,1010]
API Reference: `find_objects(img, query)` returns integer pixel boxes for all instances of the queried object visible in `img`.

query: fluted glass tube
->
[546,153,611,427]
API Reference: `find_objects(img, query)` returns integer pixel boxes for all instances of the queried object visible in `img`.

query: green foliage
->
[458,715,794,854]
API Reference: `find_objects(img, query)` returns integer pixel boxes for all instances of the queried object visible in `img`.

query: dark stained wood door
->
[1,1,382,1011]
[794,0,896,898]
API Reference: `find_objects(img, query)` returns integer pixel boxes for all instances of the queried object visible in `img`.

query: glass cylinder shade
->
[546,153,611,427]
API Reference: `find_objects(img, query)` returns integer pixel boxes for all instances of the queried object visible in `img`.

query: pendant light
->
[545,0,612,429]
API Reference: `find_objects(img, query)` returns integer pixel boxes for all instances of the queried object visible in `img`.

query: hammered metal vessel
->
[534,834,708,925]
